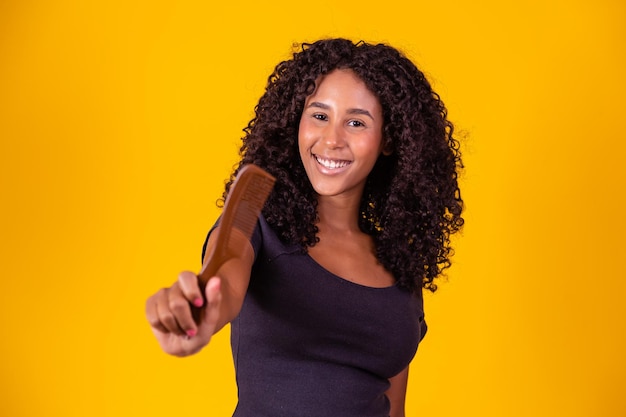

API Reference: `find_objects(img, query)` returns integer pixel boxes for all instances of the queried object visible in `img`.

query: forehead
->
[306,69,381,108]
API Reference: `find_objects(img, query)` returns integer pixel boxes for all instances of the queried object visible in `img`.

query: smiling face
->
[298,69,384,202]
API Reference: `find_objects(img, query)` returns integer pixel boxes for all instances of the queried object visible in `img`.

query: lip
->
[313,154,352,174]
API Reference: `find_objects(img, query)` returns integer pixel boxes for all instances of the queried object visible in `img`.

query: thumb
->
[198,277,222,334]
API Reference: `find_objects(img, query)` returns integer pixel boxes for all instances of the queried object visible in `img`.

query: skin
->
[298,69,394,288]
[144,229,254,357]
[145,69,409,415]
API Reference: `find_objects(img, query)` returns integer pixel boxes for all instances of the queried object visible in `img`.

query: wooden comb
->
[193,164,275,322]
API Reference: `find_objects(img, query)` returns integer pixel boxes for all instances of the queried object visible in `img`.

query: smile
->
[314,155,352,170]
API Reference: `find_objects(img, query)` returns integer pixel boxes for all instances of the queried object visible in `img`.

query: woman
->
[145,38,464,417]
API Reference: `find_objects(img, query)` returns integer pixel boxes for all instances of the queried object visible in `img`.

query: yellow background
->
[1,0,624,416]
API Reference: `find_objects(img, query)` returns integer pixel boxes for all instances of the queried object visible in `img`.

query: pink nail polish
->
[193,298,203,307]
[186,329,197,338]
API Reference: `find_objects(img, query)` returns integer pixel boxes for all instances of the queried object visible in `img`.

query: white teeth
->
[315,155,350,169]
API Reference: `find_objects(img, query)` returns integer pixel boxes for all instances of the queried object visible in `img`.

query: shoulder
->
[251,214,302,261]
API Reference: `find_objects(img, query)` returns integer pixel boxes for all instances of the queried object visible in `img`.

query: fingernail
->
[193,298,203,307]
[186,329,197,338]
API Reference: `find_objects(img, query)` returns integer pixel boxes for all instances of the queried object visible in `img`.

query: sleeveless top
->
[204,216,427,417]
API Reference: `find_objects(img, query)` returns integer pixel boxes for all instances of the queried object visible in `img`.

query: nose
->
[323,121,345,149]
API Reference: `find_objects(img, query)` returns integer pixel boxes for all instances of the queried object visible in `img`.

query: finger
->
[178,270,204,308]
[154,285,186,336]
[165,283,199,337]
[145,291,169,334]
[199,277,222,334]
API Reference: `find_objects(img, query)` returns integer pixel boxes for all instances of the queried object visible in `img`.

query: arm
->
[145,226,254,357]
[386,366,409,417]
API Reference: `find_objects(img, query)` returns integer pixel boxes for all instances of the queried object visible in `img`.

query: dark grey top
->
[205,216,427,417]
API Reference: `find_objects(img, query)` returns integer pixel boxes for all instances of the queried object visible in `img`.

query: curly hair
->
[220,38,464,293]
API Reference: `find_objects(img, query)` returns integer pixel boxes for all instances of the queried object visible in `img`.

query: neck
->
[316,194,362,235]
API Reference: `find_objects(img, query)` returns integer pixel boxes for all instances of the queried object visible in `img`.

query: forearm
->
[209,268,247,333]
[201,228,254,333]
[386,366,409,417]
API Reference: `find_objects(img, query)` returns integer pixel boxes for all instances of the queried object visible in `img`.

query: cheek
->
[356,134,384,157]
[297,123,309,161]
[297,119,314,149]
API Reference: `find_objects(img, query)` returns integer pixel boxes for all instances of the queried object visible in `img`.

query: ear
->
[382,140,393,156]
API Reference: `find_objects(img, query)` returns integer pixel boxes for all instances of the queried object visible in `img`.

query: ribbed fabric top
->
[205,216,427,417]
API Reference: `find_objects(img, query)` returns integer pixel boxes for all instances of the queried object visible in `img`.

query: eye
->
[347,119,365,128]
[312,113,328,121]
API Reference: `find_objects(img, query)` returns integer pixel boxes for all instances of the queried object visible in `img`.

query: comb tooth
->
[245,193,267,207]
[233,199,265,236]
[245,178,273,203]
[230,169,275,237]
[234,202,256,228]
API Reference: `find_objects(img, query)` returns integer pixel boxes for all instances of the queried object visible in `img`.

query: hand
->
[145,271,222,357]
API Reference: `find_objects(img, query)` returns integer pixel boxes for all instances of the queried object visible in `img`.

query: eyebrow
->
[307,101,375,120]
